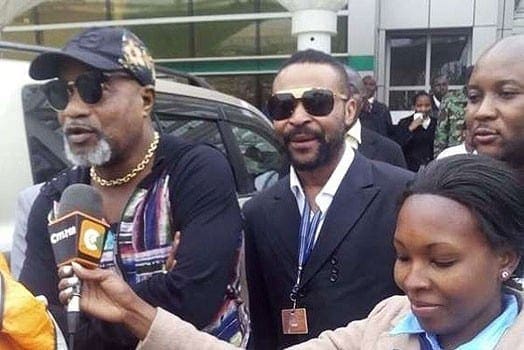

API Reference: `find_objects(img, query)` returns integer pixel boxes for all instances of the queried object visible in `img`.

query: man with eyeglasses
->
[243,49,413,349]
[19,27,247,349]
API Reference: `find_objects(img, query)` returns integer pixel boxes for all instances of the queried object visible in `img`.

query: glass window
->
[192,0,255,15]
[388,90,418,111]
[131,24,191,59]
[162,117,226,154]
[430,34,469,85]
[206,75,258,106]
[22,85,68,183]
[194,21,256,57]
[40,28,84,48]
[204,74,275,112]
[389,36,427,86]
[110,0,188,19]
[258,0,287,12]
[259,19,294,55]
[332,16,348,54]
[386,31,470,115]
[230,124,281,191]
[13,1,107,25]
[154,92,225,152]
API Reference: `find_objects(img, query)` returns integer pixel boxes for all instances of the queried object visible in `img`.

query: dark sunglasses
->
[267,87,349,121]
[42,70,131,111]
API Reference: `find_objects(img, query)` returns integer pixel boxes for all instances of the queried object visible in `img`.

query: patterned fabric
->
[434,89,468,157]
[97,170,248,345]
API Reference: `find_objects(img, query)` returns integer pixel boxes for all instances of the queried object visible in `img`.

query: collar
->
[289,144,355,216]
[432,95,441,109]
[390,293,519,350]
[345,119,362,150]
[368,97,375,104]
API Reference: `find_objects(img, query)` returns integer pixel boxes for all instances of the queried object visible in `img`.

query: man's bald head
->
[466,34,524,172]
[475,34,524,70]
[362,75,377,99]
[344,67,367,124]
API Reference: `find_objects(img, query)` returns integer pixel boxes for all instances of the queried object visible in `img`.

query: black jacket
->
[359,127,407,169]
[244,152,413,349]
[359,100,394,138]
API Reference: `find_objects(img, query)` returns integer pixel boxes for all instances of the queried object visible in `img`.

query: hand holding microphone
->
[59,232,181,341]
[48,184,109,346]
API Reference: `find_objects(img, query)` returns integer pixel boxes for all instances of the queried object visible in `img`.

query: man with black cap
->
[19,27,247,349]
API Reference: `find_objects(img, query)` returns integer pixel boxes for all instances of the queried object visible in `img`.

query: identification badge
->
[281,308,308,334]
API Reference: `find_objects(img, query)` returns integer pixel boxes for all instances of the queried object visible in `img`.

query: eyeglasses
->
[267,87,349,121]
[42,70,131,111]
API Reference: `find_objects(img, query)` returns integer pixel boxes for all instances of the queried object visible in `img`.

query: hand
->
[57,265,81,306]
[71,262,156,339]
[409,116,424,131]
[165,231,181,271]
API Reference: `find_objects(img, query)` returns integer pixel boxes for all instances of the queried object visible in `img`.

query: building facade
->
[1,0,522,115]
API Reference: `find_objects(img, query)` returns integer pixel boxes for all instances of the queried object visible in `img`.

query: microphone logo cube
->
[49,211,108,268]
[79,220,106,259]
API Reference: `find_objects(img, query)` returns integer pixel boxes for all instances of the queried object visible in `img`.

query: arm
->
[392,116,417,148]
[137,308,239,350]
[71,263,237,350]
[11,183,43,279]
[433,111,450,157]
[133,145,243,328]
[285,296,408,350]
[383,106,395,139]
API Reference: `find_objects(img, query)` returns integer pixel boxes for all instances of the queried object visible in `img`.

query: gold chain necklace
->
[90,131,160,187]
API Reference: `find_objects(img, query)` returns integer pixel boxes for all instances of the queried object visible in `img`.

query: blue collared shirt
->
[390,294,518,350]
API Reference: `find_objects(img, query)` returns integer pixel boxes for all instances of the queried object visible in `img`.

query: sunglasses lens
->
[76,72,103,104]
[267,94,296,121]
[43,80,69,111]
[302,89,334,116]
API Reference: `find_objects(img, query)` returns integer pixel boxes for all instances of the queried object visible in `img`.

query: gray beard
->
[63,135,112,167]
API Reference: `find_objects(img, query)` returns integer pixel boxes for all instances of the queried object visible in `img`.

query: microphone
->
[48,184,109,347]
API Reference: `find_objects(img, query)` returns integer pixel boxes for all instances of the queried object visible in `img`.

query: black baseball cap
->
[29,27,155,86]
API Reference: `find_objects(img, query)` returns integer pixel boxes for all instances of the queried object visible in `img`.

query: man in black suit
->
[359,127,407,168]
[360,75,394,138]
[345,68,407,168]
[244,50,413,349]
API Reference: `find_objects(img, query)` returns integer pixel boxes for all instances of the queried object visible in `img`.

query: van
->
[0,58,285,254]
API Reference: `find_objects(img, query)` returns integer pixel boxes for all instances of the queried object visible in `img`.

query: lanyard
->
[290,200,322,308]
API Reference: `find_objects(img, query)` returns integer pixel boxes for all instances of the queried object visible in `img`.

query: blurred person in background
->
[393,91,437,171]
[429,75,449,113]
[434,66,474,157]
[344,68,406,168]
[360,75,395,138]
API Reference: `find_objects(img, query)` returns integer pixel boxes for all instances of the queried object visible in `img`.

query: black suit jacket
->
[393,114,438,172]
[359,127,407,169]
[359,101,394,138]
[244,152,413,349]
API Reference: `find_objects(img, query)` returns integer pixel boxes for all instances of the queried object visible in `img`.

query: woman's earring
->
[501,270,510,280]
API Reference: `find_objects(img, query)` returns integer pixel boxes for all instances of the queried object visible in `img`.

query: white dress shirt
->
[289,144,355,243]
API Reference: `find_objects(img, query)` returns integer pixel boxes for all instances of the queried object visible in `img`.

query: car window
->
[154,92,227,153]
[22,84,68,184]
[230,124,281,191]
